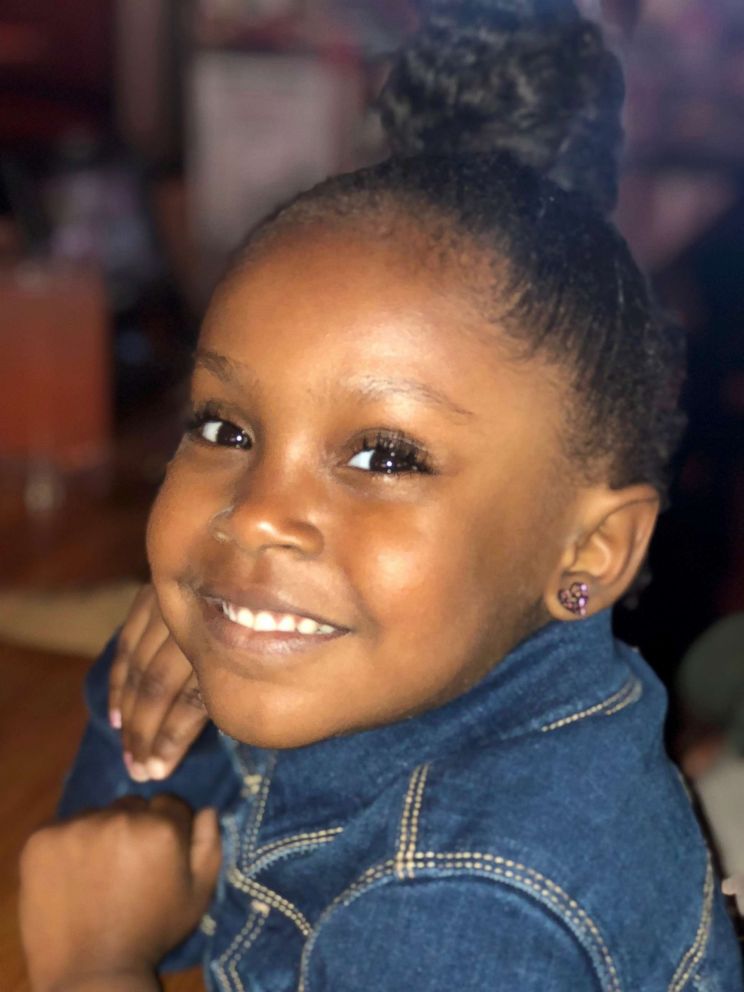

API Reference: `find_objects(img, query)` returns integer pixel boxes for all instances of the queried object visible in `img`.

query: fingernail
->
[128,761,150,783]
[123,752,150,782]
[146,758,169,781]
[109,708,122,730]
[723,877,739,896]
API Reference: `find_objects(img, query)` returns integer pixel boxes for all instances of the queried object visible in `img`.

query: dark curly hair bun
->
[378,0,625,214]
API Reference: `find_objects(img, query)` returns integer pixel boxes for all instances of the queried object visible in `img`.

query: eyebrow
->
[194,349,258,389]
[348,375,474,421]
[194,349,473,421]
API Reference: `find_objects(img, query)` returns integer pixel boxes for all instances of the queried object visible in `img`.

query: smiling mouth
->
[218,601,338,636]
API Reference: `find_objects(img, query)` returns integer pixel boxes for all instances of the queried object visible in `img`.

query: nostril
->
[208,504,324,558]
[209,507,235,545]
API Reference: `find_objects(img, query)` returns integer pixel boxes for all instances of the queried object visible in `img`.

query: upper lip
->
[196,581,349,631]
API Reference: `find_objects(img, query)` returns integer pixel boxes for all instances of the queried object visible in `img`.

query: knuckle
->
[124,662,146,691]
[156,723,191,749]
[126,729,147,755]
[145,812,181,845]
[106,813,138,844]
[137,672,169,701]
[115,634,134,659]
[111,796,148,815]
[20,828,51,868]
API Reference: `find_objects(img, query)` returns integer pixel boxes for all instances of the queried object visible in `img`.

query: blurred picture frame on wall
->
[188,49,363,296]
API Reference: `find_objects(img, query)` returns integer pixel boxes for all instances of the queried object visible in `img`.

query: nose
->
[208,458,324,559]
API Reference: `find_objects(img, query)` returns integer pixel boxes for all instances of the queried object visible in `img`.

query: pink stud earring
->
[558,581,589,618]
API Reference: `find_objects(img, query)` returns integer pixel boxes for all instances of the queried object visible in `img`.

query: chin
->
[211,715,331,750]
[196,680,334,750]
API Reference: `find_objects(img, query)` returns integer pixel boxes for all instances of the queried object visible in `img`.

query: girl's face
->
[147,228,579,748]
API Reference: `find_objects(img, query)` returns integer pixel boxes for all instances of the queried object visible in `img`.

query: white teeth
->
[297,617,320,635]
[254,611,278,632]
[223,603,254,628]
[220,602,335,636]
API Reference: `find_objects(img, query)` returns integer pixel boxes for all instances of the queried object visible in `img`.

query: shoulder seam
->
[540,675,642,733]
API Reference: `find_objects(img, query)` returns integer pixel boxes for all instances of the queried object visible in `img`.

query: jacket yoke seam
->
[300,768,618,992]
[668,857,714,992]
[249,827,344,876]
[227,867,312,937]
[241,754,277,865]
[297,854,619,992]
[395,764,430,880]
[212,902,269,992]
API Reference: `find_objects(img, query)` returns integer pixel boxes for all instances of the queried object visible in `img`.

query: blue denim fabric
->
[58,635,241,970]
[60,613,743,990]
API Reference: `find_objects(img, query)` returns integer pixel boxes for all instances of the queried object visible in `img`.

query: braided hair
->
[228,0,685,497]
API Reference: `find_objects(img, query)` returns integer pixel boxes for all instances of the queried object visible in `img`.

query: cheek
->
[146,460,219,580]
[362,495,554,657]
[343,501,501,639]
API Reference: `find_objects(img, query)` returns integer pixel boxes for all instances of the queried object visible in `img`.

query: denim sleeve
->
[302,877,601,991]
[57,633,242,972]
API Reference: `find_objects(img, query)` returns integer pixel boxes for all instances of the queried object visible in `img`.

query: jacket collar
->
[235,611,634,822]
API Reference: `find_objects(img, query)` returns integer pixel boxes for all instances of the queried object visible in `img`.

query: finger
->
[121,639,196,778]
[189,807,222,905]
[147,793,194,830]
[109,585,161,728]
[146,674,209,779]
[119,622,171,755]
[109,795,150,814]
[107,652,130,730]
[109,589,152,727]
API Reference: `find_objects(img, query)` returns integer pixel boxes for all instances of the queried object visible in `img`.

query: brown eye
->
[347,433,431,475]
[191,417,251,450]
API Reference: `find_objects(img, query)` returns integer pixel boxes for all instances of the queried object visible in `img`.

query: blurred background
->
[0,0,741,754]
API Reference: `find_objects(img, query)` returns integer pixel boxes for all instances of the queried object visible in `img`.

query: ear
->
[544,484,660,622]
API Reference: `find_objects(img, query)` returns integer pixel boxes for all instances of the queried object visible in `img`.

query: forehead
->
[207,228,491,364]
[212,225,468,322]
[199,227,565,431]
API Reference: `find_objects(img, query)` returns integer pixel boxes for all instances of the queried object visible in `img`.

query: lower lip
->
[199,599,347,663]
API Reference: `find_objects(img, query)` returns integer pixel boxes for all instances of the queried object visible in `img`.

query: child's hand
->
[109,584,209,781]
[19,796,221,991]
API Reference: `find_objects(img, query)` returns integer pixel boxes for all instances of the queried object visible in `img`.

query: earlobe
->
[545,484,660,621]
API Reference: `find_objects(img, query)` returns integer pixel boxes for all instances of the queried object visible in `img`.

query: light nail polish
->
[147,758,169,781]
[128,761,150,783]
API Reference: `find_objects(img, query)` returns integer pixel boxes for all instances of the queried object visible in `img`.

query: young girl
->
[20,2,743,989]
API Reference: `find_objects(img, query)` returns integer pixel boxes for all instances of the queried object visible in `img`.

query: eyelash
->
[348,431,433,475]
[186,404,252,450]
[185,405,433,476]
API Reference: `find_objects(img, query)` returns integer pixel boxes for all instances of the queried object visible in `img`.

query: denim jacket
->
[60,613,742,991]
